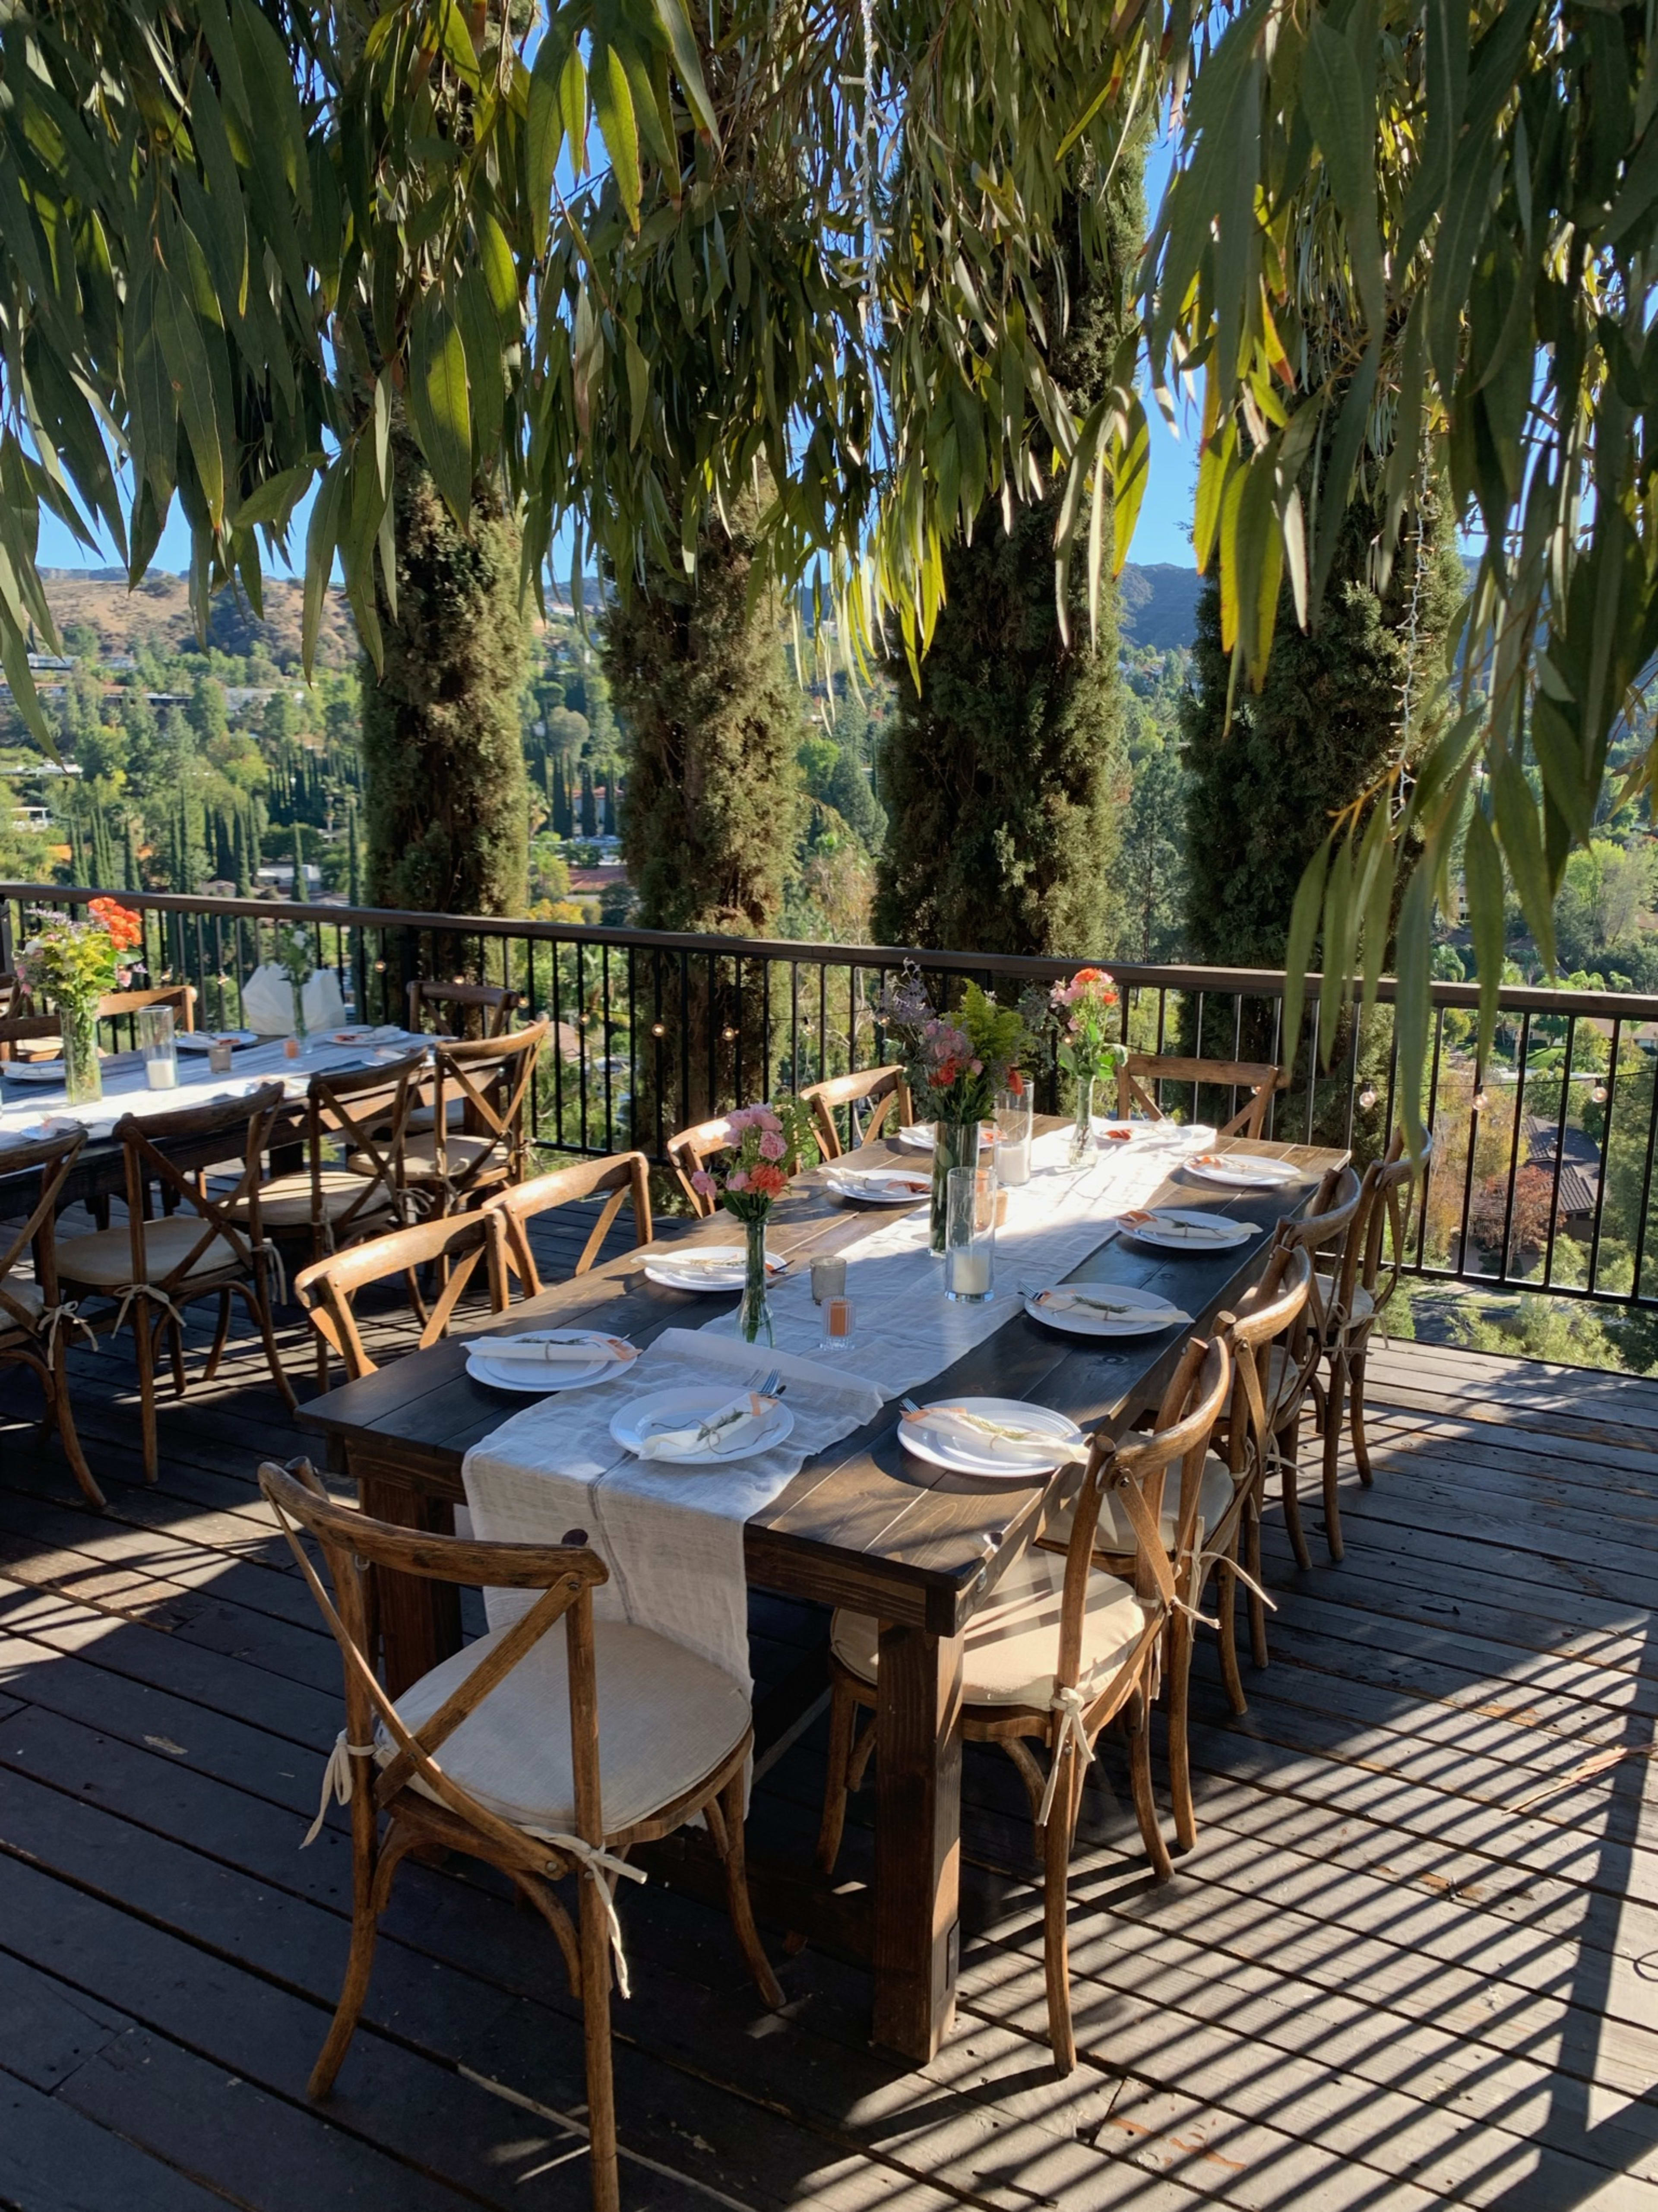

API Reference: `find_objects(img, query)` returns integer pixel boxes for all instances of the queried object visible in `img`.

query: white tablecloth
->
[461,1124,1217,1691]
[463,1329,884,1691]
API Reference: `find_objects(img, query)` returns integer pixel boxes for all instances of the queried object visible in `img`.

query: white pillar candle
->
[945,1247,993,1300]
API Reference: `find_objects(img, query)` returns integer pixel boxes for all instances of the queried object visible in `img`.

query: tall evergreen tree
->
[1182,484,1466,968]
[360,444,532,923]
[602,774,618,838]
[873,156,1146,959]
[580,763,598,839]
[291,816,309,902]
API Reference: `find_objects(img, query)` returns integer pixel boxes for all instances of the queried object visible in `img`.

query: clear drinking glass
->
[816,1294,857,1353]
[810,1253,848,1305]
[944,1164,998,1302]
[139,1003,177,1090]
[996,1083,1033,1186]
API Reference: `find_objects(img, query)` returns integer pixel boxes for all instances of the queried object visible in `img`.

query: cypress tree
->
[360,437,531,930]
[292,816,310,902]
[580,763,598,838]
[873,157,1146,959]
[603,773,618,838]
[123,813,140,892]
[554,753,572,837]
[542,755,557,829]
[346,800,362,907]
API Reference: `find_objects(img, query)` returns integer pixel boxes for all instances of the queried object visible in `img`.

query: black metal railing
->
[7,880,1658,1317]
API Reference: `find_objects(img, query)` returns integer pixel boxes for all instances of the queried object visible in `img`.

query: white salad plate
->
[1180,1152,1305,1190]
[899,1396,1084,1478]
[176,1029,260,1053]
[643,1247,785,1292]
[826,1165,932,1205]
[610,1384,793,1465]
[1116,1208,1262,1252]
[1023,1282,1193,1338]
[465,1329,638,1395]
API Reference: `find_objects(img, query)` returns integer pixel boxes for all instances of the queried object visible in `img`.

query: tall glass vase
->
[289,974,310,1045]
[737,1212,774,1346]
[1067,1075,1096,1166]
[60,995,102,1106]
[930,1117,981,1254]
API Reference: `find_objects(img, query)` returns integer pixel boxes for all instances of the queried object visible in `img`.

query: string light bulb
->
[1472,1087,1490,1113]
[1358,1086,1378,1109]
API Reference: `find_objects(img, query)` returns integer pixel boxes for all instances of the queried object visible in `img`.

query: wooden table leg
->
[351,1458,462,1697]
[871,1621,962,2061]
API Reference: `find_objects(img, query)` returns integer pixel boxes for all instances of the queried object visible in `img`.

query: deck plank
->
[5,1293,1658,2209]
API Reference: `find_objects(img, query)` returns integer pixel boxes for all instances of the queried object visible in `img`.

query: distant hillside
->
[1117,563,1203,652]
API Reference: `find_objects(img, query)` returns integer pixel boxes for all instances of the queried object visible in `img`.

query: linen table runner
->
[462,1329,883,1690]
[704,1123,1218,1398]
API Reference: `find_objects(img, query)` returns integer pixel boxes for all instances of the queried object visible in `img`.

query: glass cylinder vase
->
[59,995,102,1107]
[737,1212,775,1346]
[930,1117,981,1254]
[1067,1075,1096,1167]
[289,974,310,1045]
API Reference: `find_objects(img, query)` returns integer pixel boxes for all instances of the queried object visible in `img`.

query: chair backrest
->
[797,1066,913,1161]
[1215,1244,1315,1481]
[259,1458,609,1868]
[1117,1054,1284,1139]
[1059,1335,1231,1691]
[0,1011,62,1061]
[295,1213,494,1380]
[304,1051,428,1244]
[666,1115,738,1217]
[406,978,519,1039]
[0,1127,85,1337]
[112,1083,287,1295]
[484,1151,653,1303]
[1270,1163,1362,1335]
[425,1020,548,1195]
[97,981,197,1032]
[1345,1128,1433,1315]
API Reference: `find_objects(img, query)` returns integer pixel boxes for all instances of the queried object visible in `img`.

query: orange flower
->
[88,897,143,951]
[748,1161,788,1200]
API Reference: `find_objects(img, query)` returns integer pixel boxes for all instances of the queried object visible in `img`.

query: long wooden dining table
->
[297,1119,1347,2062]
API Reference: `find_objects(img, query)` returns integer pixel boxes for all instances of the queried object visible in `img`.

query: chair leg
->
[1041,1744,1079,2073]
[1167,1611,1197,1851]
[1215,1550,1247,1718]
[308,1820,407,2103]
[713,1769,784,2008]
[1322,1353,1347,1563]
[203,1290,233,1384]
[166,1316,188,1398]
[1278,1416,1311,1571]
[814,1675,858,1884]
[132,1294,159,1483]
[1349,1341,1373,1484]
[1245,1497,1269,1671]
[244,1280,299,1415]
[50,1344,105,1509]
[1126,1691,1173,1883]
[577,1838,621,2212]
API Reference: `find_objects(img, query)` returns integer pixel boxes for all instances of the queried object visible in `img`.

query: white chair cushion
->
[56,1218,247,1289]
[386,1617,753,1839]
[830,1546,1153,1710]
[225,1169,395,1230]
[1042,1451,1235,1557]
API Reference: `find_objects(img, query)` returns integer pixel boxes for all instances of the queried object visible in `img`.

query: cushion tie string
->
[109,1283,191,1339]
[37,1299,98,1358]
[1038,1684,1097,1828]
[543,1835,647,1998]
[1195,1546,1277,1613]
[303,1729,377,1847]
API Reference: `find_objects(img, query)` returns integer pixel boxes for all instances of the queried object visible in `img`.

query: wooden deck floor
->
[3,1222,1658,2211]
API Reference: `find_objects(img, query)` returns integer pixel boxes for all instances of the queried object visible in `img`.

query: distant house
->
[1522,1114,1602,1231]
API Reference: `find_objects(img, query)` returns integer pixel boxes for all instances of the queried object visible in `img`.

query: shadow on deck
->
[2,1210,1656,2211]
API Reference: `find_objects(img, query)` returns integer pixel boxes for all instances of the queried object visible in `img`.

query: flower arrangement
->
[876,966,1030,1125]
[273,921,315,986]
[16,899,145,1105]
[690,1100,819,1344]
[1040,968,1124,1162]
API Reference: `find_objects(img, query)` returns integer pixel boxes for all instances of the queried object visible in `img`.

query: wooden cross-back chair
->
[55,1086,296,1479]
[0,1011,62,1061]
[259,1457,783,2212]
[386,1019,548,1215]
[812,1334,1231,2070]
[0,1126,101,1506]
[797,1065,913,1161]
[295,1213,495,1384]
[405,978,519,1038]
[665,1114,738,1217]
[1117,1054,1284,1139]
[483,1152,653,1305]
[96,981,196,1034]
[1269,1161,1364,1562]
[1319,1130,1433,1546]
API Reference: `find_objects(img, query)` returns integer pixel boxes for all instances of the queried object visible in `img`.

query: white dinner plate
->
[826,1165,932,1206]
[0,1060,66,1085]
[610,1384,794,1465]
[1181,1152,1305,1190]
[894,1122,995,1153]
[1096,1119,1217,1148]
[1023,1282,1193,1338]
[900,1396,1084,1478]
[465,1329,639,1395]
[176,1029,260,1053]
[643,1247,785,1292]
[1117,1207,1262,1252]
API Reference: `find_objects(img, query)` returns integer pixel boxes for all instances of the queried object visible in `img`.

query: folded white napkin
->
[840,1168,930,1194]
[635,1391,775,1459]
[474,1332,633,1367]
[905,1404,1089,1465]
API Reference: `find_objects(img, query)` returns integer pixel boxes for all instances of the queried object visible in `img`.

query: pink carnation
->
[758,1128,786,1161]
[726,1168,750,1192]
[690,1169,718,1197]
